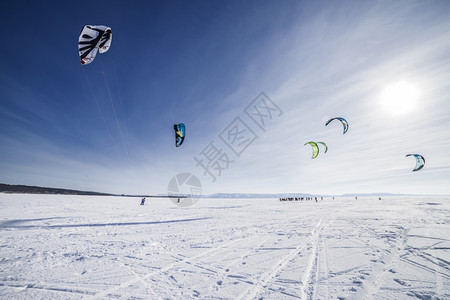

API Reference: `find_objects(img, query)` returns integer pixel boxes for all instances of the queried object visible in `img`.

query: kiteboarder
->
[140,198,146,205]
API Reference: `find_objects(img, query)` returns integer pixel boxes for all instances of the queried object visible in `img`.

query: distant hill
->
[206,193,316,198]
[0,183,185,198]
[1,183,439,198]
[205,192,424,198]
[0,183,113,196]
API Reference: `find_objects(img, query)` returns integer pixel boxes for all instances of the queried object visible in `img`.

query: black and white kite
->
[78,25,112,65]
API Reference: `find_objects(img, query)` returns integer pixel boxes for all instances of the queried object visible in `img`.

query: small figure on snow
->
[140,198,146,205]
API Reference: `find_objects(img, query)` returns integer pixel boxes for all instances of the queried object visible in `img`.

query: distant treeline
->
[0,183,113,196]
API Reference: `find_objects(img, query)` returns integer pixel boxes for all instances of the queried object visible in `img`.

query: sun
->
[380,81,419,115]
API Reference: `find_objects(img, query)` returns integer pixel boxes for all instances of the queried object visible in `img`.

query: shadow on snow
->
[0,217,212,230]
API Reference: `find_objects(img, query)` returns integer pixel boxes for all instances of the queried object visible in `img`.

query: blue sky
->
[1,0,449,195]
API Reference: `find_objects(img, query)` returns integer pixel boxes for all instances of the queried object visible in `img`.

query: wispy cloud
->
[192,0,450,194]
[1,1,449,195]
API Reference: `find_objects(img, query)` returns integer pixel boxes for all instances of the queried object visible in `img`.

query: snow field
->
[0,194,449,299]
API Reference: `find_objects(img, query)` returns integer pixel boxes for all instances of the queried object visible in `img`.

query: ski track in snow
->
[239,219,323,300]
[0,194,449,299]
[93,234,247,299]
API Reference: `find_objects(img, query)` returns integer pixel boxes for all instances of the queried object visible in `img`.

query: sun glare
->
[381,81,419,115]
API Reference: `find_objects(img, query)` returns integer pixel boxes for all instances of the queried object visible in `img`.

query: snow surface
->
[0,194,449,299]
